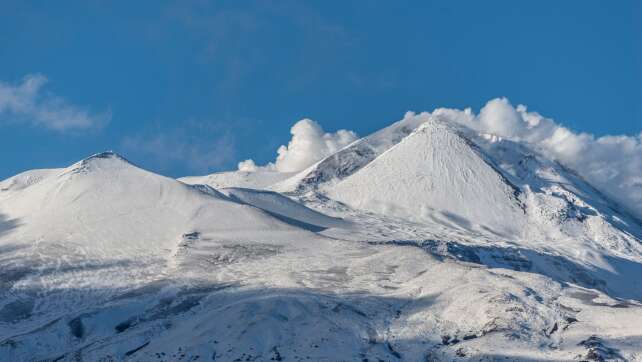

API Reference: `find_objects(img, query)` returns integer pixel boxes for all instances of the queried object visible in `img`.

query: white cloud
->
[0,74,110,131]
[239,118,358,173]
[478,97,525,138]
[433,97,642,220]
[237,159,259,172]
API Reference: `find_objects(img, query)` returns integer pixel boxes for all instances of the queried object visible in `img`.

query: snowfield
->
[2,113,642,361]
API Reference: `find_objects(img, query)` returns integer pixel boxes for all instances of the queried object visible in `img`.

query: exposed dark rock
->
[386,342,402,359]
[68,317,85,338]
[124,341,150,357]
[270,346,283,361]
[577,336,623,361]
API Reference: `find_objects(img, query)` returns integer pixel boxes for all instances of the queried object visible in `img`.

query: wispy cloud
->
[121,120,237,175]
[0,74,110,131]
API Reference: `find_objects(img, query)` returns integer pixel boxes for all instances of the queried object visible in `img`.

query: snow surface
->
[179,170,293,190]
[2,114,642,361]
[218,187,350,231]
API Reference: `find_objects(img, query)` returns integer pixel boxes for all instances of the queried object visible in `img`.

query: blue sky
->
[1,0,640,179]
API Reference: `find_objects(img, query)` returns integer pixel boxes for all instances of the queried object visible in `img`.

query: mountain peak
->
[81,151,129,163]
[64,151,134,175]
[327,116,525,235]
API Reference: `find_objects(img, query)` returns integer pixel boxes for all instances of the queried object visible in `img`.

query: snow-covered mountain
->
[328,120,526,236]
[2,114,642,361]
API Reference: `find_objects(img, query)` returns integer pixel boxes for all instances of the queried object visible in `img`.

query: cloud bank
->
[239,118,357,173]
[432,97,642,220]
[0,74,110,131]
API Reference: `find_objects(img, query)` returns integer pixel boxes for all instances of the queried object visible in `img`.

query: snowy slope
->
[219,187,349,231]
[179,170,293,190]
[0,168,60,193]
